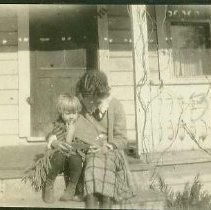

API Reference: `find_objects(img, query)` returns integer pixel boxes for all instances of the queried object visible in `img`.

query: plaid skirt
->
[84,149,135,202]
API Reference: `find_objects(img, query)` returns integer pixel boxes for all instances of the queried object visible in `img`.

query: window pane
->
[171,22,211,77]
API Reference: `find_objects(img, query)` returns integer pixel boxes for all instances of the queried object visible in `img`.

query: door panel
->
[36,49,86,69]
[31,50,86,137]
[32,75,84,136]
[36,51,64,69]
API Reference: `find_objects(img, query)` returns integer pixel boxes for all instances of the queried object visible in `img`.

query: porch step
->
[0,145,165,209]
[0,176,165,209]
[0,144,151,179]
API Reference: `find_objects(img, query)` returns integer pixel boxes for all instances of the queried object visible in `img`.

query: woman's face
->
[82,96,100,113]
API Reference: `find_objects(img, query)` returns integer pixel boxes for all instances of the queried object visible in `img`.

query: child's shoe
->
[42,179,55,203]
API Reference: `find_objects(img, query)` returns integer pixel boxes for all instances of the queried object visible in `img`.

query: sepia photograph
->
[0,3,211,209]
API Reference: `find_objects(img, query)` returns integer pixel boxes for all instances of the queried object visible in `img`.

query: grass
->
[151,175,211,210]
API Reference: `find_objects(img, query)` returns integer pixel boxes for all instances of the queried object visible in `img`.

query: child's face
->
[62,111,78,123]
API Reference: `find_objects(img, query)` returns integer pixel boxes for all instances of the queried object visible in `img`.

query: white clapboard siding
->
[109,51,132,58]
[0,12,19,140]
[109,43,132,52]
[108,57,133,71]
[0,75,18,89]
[0,105,18,119]
[0,60,18,75]
[120,100,135,115]
[106,6,136,146]
[0,120,18,134]
[0,135,18,146]
[127,129,136,142]
[111,86,134,100]
[110,71,134,86]
[148,52,159,72]
[126,115,135,130]
[0,51,17,60]
[128,139,136,144]
[0,90,18,104]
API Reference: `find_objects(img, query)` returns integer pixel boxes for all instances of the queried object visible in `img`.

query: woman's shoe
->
[71,195,83,202]
[59,182,76,201]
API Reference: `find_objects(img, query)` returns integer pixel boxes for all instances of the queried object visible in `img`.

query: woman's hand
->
[99,142,114,154]
[89,141,113,154]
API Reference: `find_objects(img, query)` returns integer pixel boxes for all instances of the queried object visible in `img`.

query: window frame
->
[18,6,31,139]
[155,6,211,85]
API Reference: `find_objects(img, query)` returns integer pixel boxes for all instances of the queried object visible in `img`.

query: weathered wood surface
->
[0,120,18,134]
[0,105,18,120]
[0,10,19,139]
[0,90,18,104]
[0,60,17,75]
[0,75,18,90]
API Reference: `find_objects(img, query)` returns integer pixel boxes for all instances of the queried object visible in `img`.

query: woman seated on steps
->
[75,70,137,209]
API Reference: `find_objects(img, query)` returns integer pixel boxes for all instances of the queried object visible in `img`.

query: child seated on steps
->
[42,93,89,203]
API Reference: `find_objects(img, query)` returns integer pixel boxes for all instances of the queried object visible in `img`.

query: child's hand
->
[47,135,57,149]
[51,140,67,151]
[66,122,76,144]
[58,142,75,154]
[66,120,76,128]
[51,139,59,149]
[51,140,72,153]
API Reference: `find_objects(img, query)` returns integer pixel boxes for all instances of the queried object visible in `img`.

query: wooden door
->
[30,50,86,137]
[29,5,98,136]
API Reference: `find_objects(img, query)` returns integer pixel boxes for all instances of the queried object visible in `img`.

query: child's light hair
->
[57,93,82,115]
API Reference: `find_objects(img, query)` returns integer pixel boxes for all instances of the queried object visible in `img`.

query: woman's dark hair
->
[76,70,110,98]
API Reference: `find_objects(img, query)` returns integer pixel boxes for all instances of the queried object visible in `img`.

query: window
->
[170,22,211,77]
[149,5,211,83]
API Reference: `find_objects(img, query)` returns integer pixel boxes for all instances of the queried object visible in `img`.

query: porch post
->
[130,5,151,157]
[18,5,31,138]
